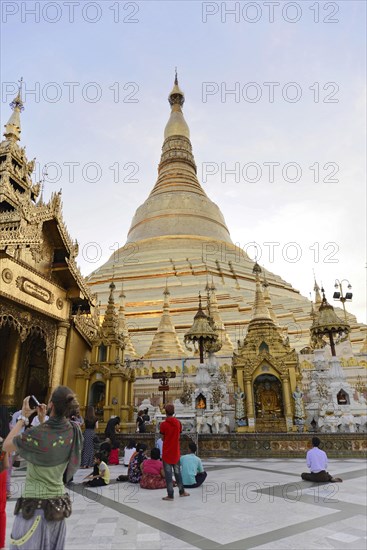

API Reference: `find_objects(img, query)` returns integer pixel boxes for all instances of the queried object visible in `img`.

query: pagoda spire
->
[164,69,190,140]
[206,281,234,352]
[3,78,24,143]
[126,74,232,244]
[118,283,137,358]
[101,282,119,338]
[262,270,279,326]
[249,263,273,325]
[313,276,322,306]
[144,284,186,359]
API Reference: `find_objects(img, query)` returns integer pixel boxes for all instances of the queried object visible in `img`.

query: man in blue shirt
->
[180,442,207,488]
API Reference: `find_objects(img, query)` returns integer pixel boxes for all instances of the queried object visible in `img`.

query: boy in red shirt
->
[160,404,190,501]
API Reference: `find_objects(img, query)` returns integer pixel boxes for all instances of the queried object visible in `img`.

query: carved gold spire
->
[206,281,234,352]
[164,69,190,140]
[3,79,24,143]
[118,284,137,358]
[262,271,279,326]
[144,284,186,358]
[101,282,119,339]
[126,74,231,244]
[314,277,322,306]
[249,263,273,325]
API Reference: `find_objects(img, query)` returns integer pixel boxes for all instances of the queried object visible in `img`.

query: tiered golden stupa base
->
[87,236,365,357]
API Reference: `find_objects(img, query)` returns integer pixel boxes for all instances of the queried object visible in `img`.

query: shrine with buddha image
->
[232,263,300,432]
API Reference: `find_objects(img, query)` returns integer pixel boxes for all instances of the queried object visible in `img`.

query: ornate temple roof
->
[0,86,95,312]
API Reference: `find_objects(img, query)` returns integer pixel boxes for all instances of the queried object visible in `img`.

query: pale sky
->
[1,0,366,323]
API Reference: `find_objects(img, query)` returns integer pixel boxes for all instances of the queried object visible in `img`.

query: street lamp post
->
[333,279,353,324]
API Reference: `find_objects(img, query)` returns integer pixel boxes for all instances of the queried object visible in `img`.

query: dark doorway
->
[24,333,49,405]
[90,381,106,418]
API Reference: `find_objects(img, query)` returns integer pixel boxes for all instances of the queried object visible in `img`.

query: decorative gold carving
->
[2,268,13,283]
[73,310,98,344]
[16,276,54,304]
[0,301,56,364]
[56,298,64,310]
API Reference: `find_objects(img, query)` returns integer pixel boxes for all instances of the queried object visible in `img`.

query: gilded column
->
[281,375,293,431]
[244,376,255,419]
[84,378,90,407]
[2,331,22,406]
[126,376,134,421]
[50,321,70,392]
[105,377,111,406]
[128,379,133,408]
[124,379,129,406]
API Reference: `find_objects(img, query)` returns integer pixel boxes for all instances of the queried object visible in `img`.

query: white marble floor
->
[6,458,366,549]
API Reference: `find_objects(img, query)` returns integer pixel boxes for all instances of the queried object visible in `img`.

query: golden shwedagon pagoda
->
[0,77,366,429]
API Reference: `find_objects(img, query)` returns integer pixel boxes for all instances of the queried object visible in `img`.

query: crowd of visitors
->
[0,394,346,550]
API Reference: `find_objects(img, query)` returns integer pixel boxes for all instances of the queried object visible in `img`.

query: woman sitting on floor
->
[128,443,147,483]
[140,447,166,490]
[123,439,136,467]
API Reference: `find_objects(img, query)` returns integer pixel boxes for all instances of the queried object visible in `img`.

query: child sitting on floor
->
[83,452,110,487]
[99,438,111,465]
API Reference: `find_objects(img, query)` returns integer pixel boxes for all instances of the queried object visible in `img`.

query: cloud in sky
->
[1,0,365,322]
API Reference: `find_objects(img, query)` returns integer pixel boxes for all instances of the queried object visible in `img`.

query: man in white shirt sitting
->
[301,437,342,482]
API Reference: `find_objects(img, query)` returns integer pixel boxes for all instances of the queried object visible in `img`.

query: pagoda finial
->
[163,281,170,309]
[250,262,273,324]
[108,281,116,302]
[37,167,48,206]
[252,261,262,279]
[37,181,45,206]
[168,71,185,107]
[164,72,189,139]
[11,77,24,108]
[4,77,24,142]
[313,271,322,305]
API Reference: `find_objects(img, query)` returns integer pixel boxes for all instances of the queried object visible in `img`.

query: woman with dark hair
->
[104,416,120,447]
[128,443,147,483]
[123,439,136,466]
[3,386,83,550]
[136,410,146,433]
[140,448,166,490]
[80,406,98,468]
